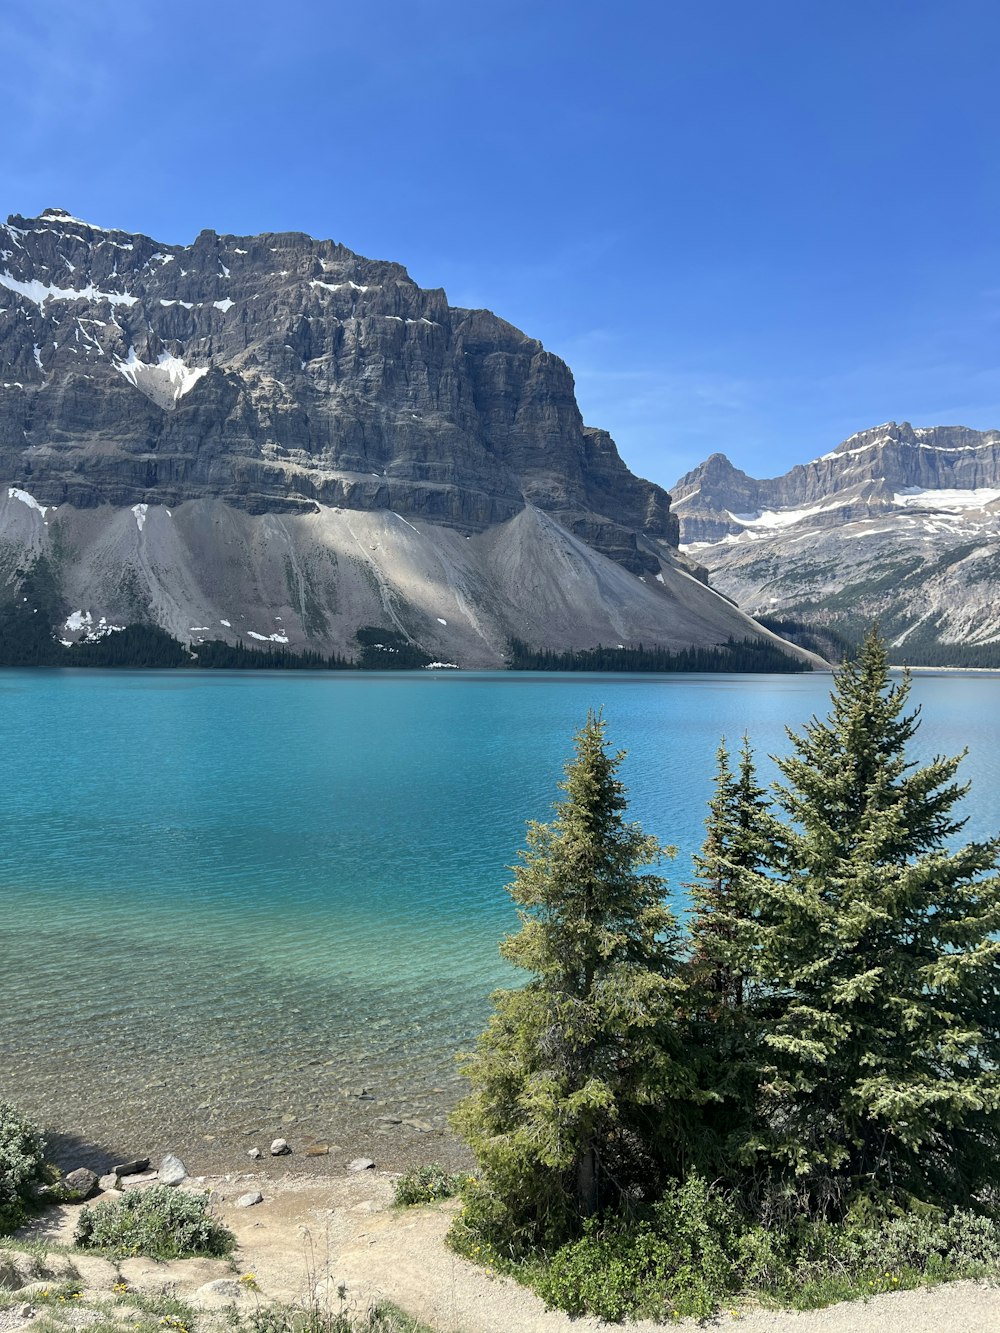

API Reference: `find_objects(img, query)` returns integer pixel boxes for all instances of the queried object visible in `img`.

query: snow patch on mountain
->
[114,348,208,407]
[0,270,138,308]
[893,487,1000,511]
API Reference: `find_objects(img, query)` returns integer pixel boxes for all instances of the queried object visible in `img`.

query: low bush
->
[0,1103,46,1235]
[392,1165,465,1207]
[74,1185,235,1260]
[452,1174,1000,1320]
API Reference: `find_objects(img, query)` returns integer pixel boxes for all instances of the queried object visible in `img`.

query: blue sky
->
[3,0,999,488]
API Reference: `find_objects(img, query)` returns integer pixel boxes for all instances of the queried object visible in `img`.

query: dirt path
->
[8,1171,1000,1333]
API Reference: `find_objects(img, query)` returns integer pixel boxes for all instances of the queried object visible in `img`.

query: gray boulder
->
[158,1153,187,1186]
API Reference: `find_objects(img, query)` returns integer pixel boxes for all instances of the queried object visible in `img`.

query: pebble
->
[347,1157,375,1172]
[305,1144,329,1156]
[270,1138,291,1155]
[235,1190,264,1207]
[247,1148,262,1160]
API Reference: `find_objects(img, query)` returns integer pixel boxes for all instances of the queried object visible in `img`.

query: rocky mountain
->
[671,422,1000,663]
[0,208,807,667]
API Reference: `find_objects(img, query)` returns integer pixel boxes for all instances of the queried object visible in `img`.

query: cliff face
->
[671,423,1000,660]
[0,208,795,666]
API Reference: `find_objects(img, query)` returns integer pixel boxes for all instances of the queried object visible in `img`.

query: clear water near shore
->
[2,668,999,1172]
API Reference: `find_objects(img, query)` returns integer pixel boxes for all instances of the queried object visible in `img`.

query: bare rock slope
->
[0,207,797,665]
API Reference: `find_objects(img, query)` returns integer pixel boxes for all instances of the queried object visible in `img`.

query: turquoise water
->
[2,668,999,1171]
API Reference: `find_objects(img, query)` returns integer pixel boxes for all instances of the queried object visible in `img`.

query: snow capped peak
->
[38,208,109,232]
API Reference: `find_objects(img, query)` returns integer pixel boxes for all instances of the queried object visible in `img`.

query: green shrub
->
[0,1102,46,1234]
[454,1174,1000,1320]
[74,1186,235,1259]
[392,1165,465,1207]
[534,1176,743,1321]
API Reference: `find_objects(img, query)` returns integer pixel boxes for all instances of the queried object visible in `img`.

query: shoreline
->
[37,1115,473,1185]
[7,1167,1000,1333]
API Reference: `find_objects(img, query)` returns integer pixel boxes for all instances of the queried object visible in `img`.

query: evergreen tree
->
[688,737,771,1014]
[747,629,1000,1215]
[685,737,772,1172]
[452,711,692,1249]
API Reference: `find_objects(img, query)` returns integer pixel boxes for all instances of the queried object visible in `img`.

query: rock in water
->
[158,1153,187,1185]
[347,1157,375,1172]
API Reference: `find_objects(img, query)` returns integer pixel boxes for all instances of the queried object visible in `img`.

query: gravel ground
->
[6,1172,999,1333]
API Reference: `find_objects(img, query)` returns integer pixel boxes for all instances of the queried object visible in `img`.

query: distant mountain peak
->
[669,422,1000,665]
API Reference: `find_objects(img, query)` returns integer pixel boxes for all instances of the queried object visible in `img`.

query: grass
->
[234,1304,435,1333]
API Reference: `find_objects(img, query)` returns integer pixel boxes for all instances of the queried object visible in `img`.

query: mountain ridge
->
[0,208,809,668]
[671,422,1000,662]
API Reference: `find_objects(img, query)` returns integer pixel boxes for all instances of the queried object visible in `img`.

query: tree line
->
[507,634,812,673]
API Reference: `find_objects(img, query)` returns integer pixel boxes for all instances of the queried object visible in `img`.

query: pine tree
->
[685,737,772,1171]
[688,737,771,1014]
[452,711,691,1249]
[747,629,1000,1215]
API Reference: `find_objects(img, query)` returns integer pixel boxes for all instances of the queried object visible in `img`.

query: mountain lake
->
[2,668,998,1172]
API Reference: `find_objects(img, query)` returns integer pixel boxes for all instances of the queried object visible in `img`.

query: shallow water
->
[2,668,998,1172]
